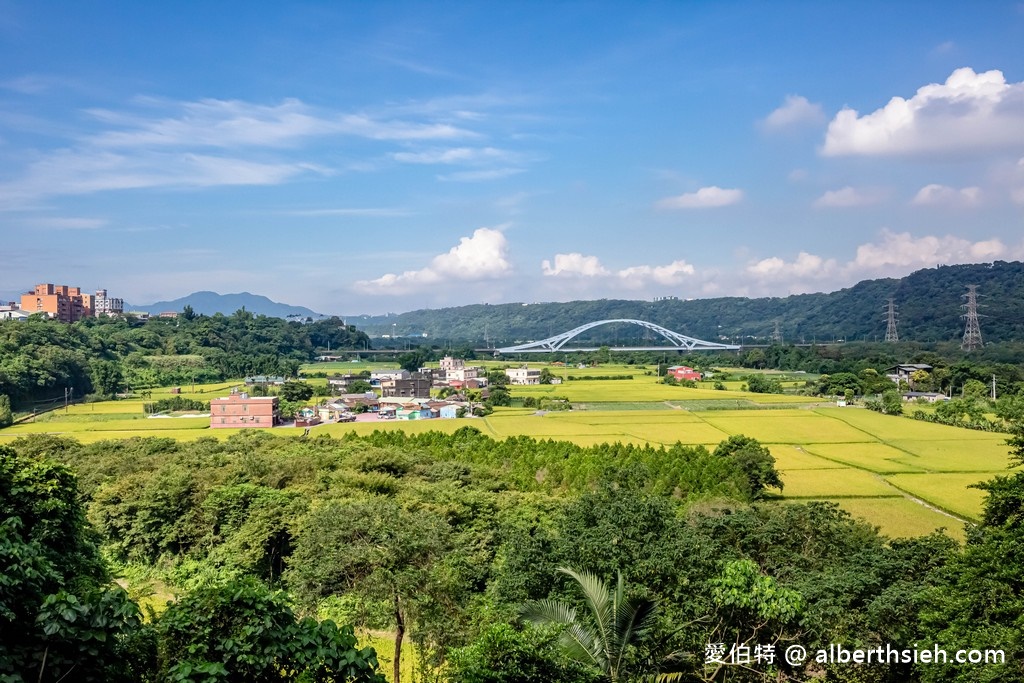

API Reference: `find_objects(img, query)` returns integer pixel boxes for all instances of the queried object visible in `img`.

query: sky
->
[1,1,1023,315]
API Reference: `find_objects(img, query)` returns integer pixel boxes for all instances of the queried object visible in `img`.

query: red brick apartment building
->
[210,392,281,428]
[20,284,95,322]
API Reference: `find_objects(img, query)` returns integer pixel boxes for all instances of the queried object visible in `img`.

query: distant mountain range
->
[347,261,1024,345]
[130,291,325,319]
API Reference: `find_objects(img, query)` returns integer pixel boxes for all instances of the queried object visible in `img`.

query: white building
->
[94,289,124,317]
[506,367,541,385]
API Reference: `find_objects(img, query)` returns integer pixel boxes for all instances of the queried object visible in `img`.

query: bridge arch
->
[495,319,739,353]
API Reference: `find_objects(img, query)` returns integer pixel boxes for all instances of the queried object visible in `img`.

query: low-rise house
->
[903,391,950,403]
[335,392,379,411]
[381,373,432,398]
[210,391,280,428]
[506,367,541,385]
[370,369,410,386]
[327,374,365,392]
[886,364,933,385]
[244,375,286,386]
[667,366,702,382]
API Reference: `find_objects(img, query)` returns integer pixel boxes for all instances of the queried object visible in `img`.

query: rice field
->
[1,370,1013,541]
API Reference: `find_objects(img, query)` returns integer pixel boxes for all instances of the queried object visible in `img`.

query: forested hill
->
[353,261,1024,345]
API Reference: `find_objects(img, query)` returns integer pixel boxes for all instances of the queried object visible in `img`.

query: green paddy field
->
[2,362,1013,542]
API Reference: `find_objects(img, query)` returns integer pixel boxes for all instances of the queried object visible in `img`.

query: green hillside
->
[351,261,1024,345]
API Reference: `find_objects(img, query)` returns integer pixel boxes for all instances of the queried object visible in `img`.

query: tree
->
[444,623,598,683]
[0,446,150,682]
[520,567,658,683]
[279,380,314,403]
[881,389,903,415]
[745,374,783,394]
[287,498,449,683]
[90,359,124,397]
[0,394,11,427]
[157,577,385,682]
[712,435,784,498]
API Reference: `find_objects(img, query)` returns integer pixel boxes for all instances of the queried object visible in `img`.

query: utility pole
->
[961,284,984,351]
[883,298,899,343]
[992,374,997,401]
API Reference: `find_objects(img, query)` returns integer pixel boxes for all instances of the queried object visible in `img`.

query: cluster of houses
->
[220,357,550,429]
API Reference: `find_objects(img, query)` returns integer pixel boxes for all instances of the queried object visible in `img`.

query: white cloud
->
[822,67,1024,157]
[741,231,1013,296]
[0,149,325,206]
[541,253,609,277]
[392,146,516,164]
[437,168,525,182]
[656,186,743,209]
[23,216,108,230]
[813,186,884,208]
[851,229,1006,270]
[354,227,512,294]
[747,251,838,279]
[541,252,695,288]
[911,184,981,206]
[762,95,825,129]
[89,98,473,149]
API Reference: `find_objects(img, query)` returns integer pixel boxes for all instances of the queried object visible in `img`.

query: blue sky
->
[2,1,1023,315]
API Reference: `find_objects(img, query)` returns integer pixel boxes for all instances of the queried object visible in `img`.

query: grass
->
[884,473,991,522]
[697,414,873,443]
[779,468,900,498]
[802,443,929,474]
[806,498,967,541]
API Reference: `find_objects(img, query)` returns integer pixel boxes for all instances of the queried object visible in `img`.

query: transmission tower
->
[961,284,984,351]
[883,298,899,343]
[770,320,783,344]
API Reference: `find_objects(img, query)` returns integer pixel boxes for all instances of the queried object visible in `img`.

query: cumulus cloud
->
[655,186,744,209]
[851,229,1006,270]
[354,227,512,294]
[762,95,825,129]
[822,67,1024,157]
[542,252,695,288]
[541,253,609,277]
[911,184,981,206]
[747,251,838,279]
[813,186,884,208]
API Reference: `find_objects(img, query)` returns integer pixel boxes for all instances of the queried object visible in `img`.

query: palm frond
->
[558,566,613,651]
[519,599,578,627]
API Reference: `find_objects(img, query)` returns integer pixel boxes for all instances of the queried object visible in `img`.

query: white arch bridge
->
[495,319,740,354]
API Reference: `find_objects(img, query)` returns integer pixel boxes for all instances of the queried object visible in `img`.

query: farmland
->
[1,363,1012,542]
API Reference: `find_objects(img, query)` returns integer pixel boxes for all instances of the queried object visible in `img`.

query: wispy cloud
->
[911,184,981,206]
[22,216,108,230]
[655,186,743,209]
[87,98,474,149]
[281,207,413,217]
[813,186,885,208]
[437,168,525,182]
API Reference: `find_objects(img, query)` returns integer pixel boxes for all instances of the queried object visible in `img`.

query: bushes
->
[143,396,209,414]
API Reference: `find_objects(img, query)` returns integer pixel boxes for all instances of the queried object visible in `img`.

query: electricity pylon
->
[883,298,899,343]
[961,285,983,351]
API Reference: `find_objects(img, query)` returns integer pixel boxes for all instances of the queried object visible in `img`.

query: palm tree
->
[520,566,658,683]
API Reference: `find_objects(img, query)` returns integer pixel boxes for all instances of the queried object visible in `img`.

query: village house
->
[505,366,541,385]
[667,366,702,381]
[210,391,280,428]
[381,373,432,399]
[885,364,933,385]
